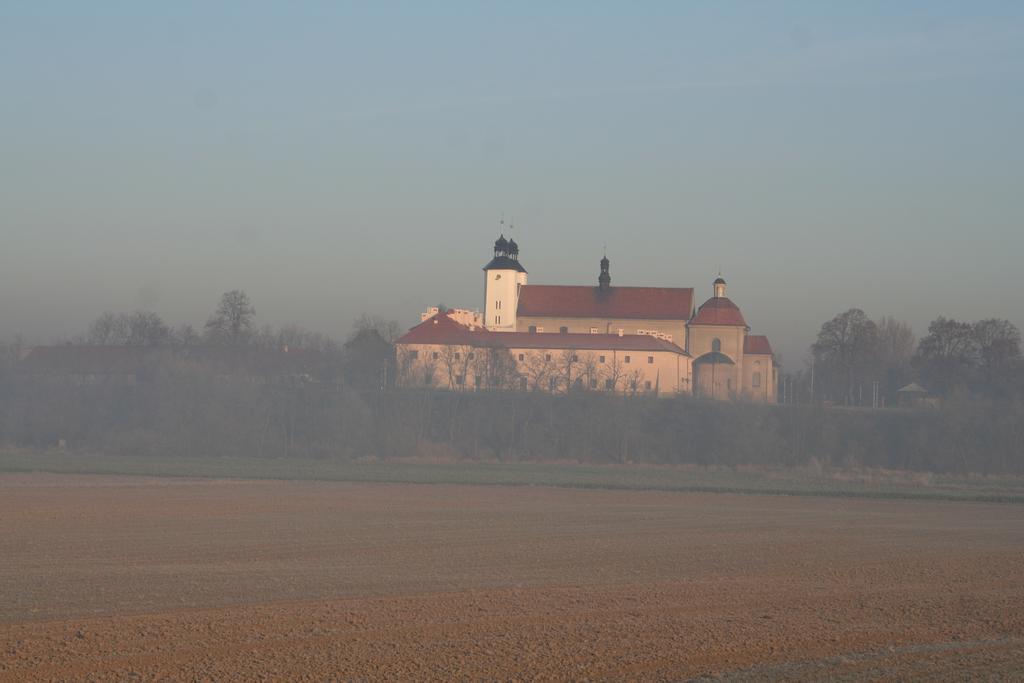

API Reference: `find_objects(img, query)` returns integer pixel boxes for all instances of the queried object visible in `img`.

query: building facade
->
[396,236,776,401]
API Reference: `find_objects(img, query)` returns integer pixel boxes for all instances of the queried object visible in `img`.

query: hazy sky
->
[2,2,1022,366]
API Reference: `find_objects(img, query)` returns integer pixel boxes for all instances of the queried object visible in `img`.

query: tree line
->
[1,293,1022,475]
[806,309,1022,406]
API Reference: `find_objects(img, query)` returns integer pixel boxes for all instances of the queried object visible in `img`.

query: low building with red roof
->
[396,235,776,400]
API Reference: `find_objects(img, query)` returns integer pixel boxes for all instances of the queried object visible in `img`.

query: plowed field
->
[1,473,1022,681]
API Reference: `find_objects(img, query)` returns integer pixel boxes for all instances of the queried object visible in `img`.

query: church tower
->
[483,234,527,331]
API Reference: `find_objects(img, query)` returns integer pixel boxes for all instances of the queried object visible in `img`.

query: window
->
[496,316,500,325]
[599,355,606,363]
[605,379,614,390]
[410,350,419,359]
[624,355,631,364]
[590,327,598,334]
[712,338,722,352]
[432,352,439,360]
[518,353,525,362]
[454,352,460,360]
[571,354,579,362]
[455,374,464,385]
[559,326,568,334]
[495,300,501,310]
[475,375,482,387]
[753,372,761,388]
[545,353,552,362]
[467,352,475,360]
[645,380,652,390]
[647,356,654,364]
[589,378,597,389]
[519,376,528,391]
[549,377,558,391]
[529,325,537,334]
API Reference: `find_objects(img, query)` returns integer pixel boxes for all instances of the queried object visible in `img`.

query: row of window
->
[411,349,658,365]
[441,374,658,392]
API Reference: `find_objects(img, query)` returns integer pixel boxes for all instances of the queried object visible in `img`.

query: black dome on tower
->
[483,234,527,273]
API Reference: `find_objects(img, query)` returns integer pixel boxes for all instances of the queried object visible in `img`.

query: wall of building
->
[483,269,526,331]
[687,324,745,397]
[515,316,687,349]
[395,341,692,397]
[741,353,776,403]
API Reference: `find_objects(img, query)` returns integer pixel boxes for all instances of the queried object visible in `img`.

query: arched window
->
[753,372,761,388]
[711,338,721,352]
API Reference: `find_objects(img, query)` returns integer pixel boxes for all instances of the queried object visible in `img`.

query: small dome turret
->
[494,234,509,256]
[713,276,727,298]
[507,238,519,259]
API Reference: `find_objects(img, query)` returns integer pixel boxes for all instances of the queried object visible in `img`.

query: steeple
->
[713,275,727,298]
[599,253,611,291]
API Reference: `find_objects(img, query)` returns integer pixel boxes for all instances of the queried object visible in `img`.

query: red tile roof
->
[517,285,693,321]
[689,297,747,327]
[396,313,488,346]
[397,313,687,354]
[743,335,773,355]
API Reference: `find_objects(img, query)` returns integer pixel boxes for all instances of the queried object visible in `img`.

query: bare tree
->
[600,354,625,393]
[87,312,125,345]
[471,346,519,390]
[352,314,401,344]
[122,311,171,346]
[876,316,916,369]
[439,344,474,391]
[523,351,558,392]
[811,309,879,404]
[624,369,644,397]
[558,348,581,390]
[86,311,170,346]
[973,318,1022,391]
[204,290,256,346]
[578,352,600,390]
[913,317,978,395]
[173,324,201,347]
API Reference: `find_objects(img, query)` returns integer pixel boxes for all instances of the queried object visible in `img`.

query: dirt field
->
[1,473,1022,681]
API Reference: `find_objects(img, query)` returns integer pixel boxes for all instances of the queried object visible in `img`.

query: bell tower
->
[483,233,527,331]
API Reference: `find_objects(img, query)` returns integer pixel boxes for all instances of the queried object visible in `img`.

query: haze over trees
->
[1,290,1023,474]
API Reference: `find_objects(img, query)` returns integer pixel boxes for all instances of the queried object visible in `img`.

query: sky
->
[2,1,1023,367]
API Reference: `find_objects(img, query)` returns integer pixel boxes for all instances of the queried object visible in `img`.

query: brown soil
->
[1,473,1022,681]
